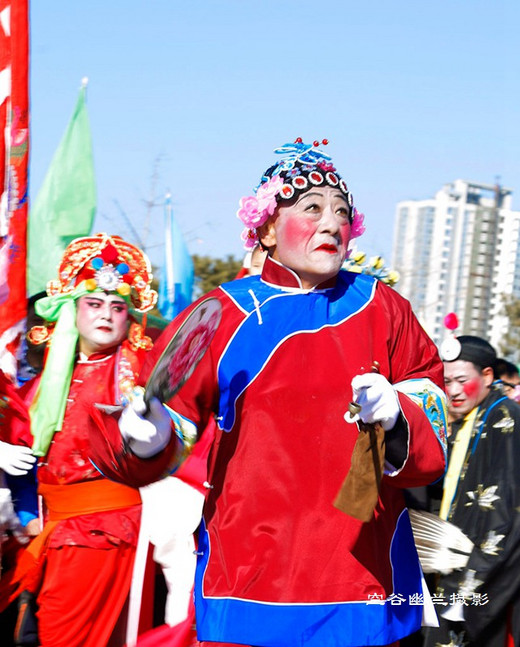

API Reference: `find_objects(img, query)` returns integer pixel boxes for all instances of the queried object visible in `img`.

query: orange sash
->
[6,479,141,602]
[26,479,141,558]
[39,478,141,520]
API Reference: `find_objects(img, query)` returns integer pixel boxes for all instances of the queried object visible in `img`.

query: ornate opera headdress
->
[236,138,365,249]
[47,232,157,312]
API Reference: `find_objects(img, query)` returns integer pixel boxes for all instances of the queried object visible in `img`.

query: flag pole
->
[158,193,194,321]
[0,0,30,379]
[164,193,176,309]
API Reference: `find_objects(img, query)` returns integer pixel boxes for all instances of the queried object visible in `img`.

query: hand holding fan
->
[144,297,222,405]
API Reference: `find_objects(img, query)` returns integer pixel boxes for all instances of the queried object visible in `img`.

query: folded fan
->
[408,509,474,575]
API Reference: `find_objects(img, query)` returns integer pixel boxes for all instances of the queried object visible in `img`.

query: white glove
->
[119,394,172,459]
[0,441,37,476]
[347,373,400,431]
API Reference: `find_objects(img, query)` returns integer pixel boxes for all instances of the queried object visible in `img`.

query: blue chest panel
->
[217,271,377,431]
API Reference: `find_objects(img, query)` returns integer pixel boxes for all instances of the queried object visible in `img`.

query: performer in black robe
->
[424,335,520,647]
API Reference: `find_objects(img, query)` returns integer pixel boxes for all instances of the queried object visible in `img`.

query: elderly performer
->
[99,140,448,647]
[11,234,179,647]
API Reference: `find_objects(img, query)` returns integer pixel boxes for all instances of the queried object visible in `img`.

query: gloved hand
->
[0,441,37,476]
[347,373,400,431]
[119,393,172,458]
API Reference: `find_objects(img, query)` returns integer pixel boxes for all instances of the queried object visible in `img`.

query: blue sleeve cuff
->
[17,510,38,526]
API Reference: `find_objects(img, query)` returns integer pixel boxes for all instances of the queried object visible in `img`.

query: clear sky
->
[29,0,520,270]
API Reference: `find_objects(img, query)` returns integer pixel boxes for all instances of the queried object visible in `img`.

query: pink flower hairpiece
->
[237,176,283,228]
[344,208,366,260]
[237,175,284,250]
[350,208,365,239]
[240,227,259,250]
[237,177,366,251]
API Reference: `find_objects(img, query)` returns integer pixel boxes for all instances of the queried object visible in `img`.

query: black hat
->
[440,334,497,370]
[261,140,353,209]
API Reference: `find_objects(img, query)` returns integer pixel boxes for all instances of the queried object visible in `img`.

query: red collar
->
[260,255,337,290]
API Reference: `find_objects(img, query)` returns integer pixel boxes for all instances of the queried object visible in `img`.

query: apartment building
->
[391,179,520,350]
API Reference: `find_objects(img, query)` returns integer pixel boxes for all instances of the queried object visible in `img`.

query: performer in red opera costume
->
[93,140,449,647]
[7,233,182,647]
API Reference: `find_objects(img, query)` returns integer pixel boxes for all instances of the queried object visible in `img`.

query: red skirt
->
[37,542,136,647]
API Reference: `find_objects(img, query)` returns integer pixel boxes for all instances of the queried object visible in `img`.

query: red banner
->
[0,0,29,379]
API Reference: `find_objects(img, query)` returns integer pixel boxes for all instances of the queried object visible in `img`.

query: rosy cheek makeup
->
[282,216,314,244]
[463,378,480,398]
[113,311,128,324]
[339,223,351,248]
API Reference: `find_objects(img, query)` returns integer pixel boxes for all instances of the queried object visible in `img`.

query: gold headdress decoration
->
[46,232,158,312]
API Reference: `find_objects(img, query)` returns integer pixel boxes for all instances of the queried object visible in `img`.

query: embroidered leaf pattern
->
[480,530,505,555]
[465,484,500,510]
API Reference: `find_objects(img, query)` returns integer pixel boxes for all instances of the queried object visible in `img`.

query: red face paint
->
[283,213,315,245]
[462,378,480,398]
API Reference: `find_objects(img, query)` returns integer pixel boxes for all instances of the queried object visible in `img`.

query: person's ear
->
[258,219,276,249]
[482,366,495,387]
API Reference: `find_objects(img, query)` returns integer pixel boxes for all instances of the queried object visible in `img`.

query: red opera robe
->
[10,344,174,647]
[93,257,448,647]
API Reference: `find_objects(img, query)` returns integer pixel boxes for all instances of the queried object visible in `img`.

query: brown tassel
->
[333,421,385,523]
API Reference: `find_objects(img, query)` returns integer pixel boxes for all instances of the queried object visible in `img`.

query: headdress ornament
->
[442,335,497,369]
[47,232,157,312]
[237,138,365,249]
[439,315,497,370]
[445,336,497,369]
[439,312,461,361]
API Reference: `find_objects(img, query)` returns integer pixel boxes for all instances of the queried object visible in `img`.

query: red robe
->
[94,258,448,646]
[16,345,154,647]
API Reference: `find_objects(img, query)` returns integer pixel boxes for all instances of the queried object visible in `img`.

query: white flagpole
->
[164,193,176,313]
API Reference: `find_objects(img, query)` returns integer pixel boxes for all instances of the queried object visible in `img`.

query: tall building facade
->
[392,180,520,352]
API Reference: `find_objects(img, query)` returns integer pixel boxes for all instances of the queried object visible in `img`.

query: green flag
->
[28,82,96,295]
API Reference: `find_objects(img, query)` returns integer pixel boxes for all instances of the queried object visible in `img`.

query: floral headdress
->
[237,138,365,249]
[46,232,157,312]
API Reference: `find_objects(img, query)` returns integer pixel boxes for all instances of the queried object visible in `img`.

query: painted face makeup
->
[76,293,129,356]
[443,359,491,419]
[266,186,351,288]
[462,378,481,398]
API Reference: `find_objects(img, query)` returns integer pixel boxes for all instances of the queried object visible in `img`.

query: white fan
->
[408,509,474,575]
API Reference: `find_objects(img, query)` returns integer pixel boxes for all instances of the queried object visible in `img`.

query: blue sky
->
[29,0,520,270]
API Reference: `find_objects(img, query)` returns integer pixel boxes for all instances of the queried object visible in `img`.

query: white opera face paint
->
[76,293,129,356]
[443,359,493,419]
[260,186,351,288]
